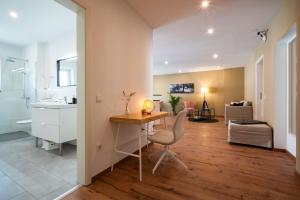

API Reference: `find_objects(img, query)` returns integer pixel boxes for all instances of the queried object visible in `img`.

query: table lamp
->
[201,87,209,109]
[142,99,154,115]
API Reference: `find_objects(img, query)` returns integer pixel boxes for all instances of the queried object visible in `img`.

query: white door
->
[256,57,264,120]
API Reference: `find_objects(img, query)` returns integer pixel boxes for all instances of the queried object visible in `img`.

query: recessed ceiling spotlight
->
[164,60,169,65]
[213,54,219,59]
[207,28,215,35]
[201,0,210,9]
[9,11,19,19]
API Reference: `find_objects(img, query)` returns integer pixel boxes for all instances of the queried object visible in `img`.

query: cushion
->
[230,100,252,106]
[229,121,272,136]
[230,102,244,106]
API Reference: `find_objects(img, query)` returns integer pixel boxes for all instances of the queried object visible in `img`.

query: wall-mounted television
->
[170,83,194,93]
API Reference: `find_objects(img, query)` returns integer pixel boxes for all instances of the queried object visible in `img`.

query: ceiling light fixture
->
[201,0,210,9]
[213,54,219,59]
[164,60,169,65]
[9,11,19,19]
[207,28,214,35]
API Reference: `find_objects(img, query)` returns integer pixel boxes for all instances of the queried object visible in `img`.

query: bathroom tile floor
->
[0,136,77,200]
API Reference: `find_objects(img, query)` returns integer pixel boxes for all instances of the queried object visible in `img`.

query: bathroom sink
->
[31,102,77,109]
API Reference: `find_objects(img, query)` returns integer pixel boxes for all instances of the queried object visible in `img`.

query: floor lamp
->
[201,87,209,109]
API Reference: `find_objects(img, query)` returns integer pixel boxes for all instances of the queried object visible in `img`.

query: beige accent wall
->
[224,68,245,105]
[74,0,152,180]
[153,68,244,116]
[244,0,300,173]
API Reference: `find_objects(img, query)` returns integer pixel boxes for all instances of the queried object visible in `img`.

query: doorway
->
[274,24,297,154]
[0,0,87,199]
[287,36,297,156]
[255,56,264,120]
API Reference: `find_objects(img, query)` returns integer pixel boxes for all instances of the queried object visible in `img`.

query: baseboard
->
[92,144,151,182]
[286,150,296,160]
[273,148,296,160]
[272,148,286,152]
[54,184,82,200]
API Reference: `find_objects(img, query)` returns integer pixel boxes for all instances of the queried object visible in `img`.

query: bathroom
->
[0,0,78,199]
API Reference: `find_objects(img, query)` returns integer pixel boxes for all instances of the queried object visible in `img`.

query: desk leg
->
[146,123,149,148]
[139,125,143,181]
[111,123,120,172]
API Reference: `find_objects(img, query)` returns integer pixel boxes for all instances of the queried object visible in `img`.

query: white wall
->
[0,42,23,58]
[74,0,153,179]
[244,1,299,156]
[36,30,77,101]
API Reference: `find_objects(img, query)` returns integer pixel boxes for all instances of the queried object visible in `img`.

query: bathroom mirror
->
[57,57,77,87]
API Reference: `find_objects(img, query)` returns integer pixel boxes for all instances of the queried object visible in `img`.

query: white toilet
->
[16,120,32,134]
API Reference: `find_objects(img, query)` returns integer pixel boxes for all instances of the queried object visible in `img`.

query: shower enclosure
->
[0,57,35,134]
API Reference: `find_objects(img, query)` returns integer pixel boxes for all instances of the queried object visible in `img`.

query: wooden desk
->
[110,112,169,181]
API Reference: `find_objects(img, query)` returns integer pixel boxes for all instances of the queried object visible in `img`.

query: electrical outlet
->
[96,144,102,151]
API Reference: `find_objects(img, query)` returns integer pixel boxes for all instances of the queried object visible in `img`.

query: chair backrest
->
[183,101,188,108]
[172,110,187,143]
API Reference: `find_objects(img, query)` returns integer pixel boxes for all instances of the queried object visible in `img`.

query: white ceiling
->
[0,0,76,46]
[142,0,283,75]
[126,0,201,28]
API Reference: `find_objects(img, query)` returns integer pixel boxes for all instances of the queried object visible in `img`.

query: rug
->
[188,118,219,123]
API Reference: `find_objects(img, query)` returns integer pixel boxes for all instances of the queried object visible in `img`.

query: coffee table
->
[192,108,215,120]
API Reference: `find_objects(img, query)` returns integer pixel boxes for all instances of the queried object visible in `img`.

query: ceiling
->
[126,0,202,28]
[128,0,283,75]
[0,0,76,46]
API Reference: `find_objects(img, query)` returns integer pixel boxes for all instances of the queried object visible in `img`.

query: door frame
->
[286,35,297,156]
[55,0,90,185]
[255,55,264,120]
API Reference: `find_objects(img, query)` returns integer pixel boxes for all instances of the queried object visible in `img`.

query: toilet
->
[16,120,32,134]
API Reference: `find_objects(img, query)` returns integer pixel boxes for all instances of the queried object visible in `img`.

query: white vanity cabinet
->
[31,104,77,154]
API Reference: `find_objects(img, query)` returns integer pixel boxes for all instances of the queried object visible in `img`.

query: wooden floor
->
[64,117,300,200]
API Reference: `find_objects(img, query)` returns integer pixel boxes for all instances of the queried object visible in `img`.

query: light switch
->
[96,95,102,103]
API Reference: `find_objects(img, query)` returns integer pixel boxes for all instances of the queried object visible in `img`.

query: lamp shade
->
[201,87,209,93]
[142,99,154,113]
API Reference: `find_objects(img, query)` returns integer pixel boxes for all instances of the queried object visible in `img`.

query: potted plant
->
[168,93,181,115]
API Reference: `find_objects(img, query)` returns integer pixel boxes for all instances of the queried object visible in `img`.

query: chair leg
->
[169,151,188,170]
[152,150,167,174]
[174,156,188,169]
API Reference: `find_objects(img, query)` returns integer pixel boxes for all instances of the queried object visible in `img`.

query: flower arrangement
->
[122,90,136,114]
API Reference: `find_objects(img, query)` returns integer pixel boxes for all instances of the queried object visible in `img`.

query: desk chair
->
[148,110,188,174]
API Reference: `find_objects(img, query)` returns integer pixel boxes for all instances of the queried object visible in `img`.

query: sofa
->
[225,101,253,125]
